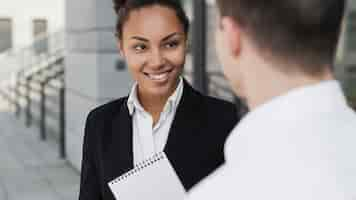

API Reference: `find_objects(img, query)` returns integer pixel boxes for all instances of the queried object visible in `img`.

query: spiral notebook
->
[108,152,186,200]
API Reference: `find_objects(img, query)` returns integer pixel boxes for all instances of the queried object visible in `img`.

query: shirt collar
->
[127,82,144,115]
[232,80,348,138]
[127,77,184,116]
[165,77,184,113]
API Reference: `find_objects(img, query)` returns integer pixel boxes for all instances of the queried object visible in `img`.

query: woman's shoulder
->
[183,80,236,111]
[86,97,128,121]
[198,95,240,136]
[199,94,237,114]
[203,95,236,108]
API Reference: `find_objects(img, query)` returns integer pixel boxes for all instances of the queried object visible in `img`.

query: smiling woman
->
[78,1,240,200]
[118,5,187,123]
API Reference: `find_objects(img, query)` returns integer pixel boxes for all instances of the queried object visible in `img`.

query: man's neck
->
[244,65,334,110]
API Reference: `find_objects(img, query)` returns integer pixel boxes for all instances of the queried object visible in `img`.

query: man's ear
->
[220,17,242,57]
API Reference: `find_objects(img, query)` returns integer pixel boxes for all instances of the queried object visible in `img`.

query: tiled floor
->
[0,100,79,200]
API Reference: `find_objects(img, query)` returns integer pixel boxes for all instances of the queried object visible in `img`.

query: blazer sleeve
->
[79,111,102,200]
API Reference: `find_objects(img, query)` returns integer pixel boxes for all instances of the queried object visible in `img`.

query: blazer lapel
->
[164,80,203,190]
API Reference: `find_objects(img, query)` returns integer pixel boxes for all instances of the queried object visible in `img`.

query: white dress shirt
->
[187,80,356,200]
[127,78,184,165]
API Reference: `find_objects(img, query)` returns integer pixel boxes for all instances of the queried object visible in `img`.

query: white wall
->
[0,0,65,50]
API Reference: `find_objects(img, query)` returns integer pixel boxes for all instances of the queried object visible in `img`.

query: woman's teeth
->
[147,72,169,80]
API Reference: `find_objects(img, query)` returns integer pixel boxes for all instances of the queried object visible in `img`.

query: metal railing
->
[0,29,66,158]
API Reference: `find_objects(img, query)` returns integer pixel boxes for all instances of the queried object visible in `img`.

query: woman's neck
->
[137,80,180,125]
[139,92,168,116]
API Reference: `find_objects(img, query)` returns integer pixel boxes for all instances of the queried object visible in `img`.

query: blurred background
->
[0,0,355,199]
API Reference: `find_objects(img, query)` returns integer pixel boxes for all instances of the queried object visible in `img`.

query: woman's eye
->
[133,44,147,52]
[164,41,179,49]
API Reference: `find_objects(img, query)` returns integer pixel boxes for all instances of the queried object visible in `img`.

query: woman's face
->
[119,5,187,98]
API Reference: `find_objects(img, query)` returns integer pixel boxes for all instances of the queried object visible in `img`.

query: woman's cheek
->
[169,49,186,68]
[127,55,146,71]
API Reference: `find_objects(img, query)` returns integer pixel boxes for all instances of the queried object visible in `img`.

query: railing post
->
[15,72,21,117]
[25,76,32,127]
[40,81,46,140]
[59,86,66,159]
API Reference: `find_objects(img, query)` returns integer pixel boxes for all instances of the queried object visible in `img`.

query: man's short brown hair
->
[216,0,345,75]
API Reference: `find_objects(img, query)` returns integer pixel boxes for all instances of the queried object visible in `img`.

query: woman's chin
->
[141,81,178,98]
[147,86,174,98]
[139,75,180,95]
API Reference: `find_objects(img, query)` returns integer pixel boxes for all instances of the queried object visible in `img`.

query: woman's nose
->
[149,49,166,69]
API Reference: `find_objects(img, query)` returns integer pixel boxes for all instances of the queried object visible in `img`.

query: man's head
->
[215,0,345,103]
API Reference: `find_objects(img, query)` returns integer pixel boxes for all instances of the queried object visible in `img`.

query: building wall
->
[0,0,65,82]
[65,0,133,171]
[0,0,64,49]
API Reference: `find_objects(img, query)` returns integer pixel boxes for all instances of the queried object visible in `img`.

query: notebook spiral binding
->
[110,152,166,185]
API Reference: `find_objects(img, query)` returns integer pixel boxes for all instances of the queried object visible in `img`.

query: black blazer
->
[79,80,239,200]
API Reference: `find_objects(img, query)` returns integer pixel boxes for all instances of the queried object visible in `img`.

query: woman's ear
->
[116,40,125,57]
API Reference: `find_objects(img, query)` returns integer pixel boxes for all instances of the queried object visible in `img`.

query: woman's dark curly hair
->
[113,0,190,40]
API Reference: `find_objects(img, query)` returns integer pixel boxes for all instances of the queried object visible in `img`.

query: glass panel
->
[0,18,12,53]
[33,19,48,55]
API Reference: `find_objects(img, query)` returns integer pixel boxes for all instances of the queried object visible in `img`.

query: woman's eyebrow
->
[130,36,149,42]
[130,33,182,42]
[162,32,182,42]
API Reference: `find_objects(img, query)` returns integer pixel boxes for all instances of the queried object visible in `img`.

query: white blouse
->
[127,78,184,165]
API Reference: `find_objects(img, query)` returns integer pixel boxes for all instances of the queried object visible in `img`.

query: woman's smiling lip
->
[143,69,174,81]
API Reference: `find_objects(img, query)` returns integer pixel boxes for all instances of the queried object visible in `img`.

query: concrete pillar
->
[65,0,133,170]
[192,0,208,94]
